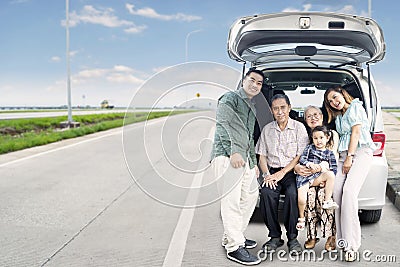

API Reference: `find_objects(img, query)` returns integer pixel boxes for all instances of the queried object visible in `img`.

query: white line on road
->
[162,128,214,267]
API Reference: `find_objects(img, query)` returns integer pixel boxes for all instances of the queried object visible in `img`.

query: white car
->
[227,12,388,223]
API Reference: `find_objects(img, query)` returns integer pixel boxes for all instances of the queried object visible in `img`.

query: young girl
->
[296,125,338,231]
[324,86,376,262]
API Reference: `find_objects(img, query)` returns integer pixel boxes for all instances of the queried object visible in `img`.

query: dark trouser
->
[259,168,298,240]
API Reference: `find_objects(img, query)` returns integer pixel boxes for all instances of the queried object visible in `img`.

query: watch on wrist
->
[347,153,355,157]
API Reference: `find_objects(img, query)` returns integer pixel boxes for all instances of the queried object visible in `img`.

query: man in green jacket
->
[211,69,264,265]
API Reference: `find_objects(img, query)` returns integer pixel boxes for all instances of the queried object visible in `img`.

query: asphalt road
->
[0,111,399,266]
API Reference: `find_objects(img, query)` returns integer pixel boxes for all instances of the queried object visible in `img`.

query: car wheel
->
[358,209,382,223]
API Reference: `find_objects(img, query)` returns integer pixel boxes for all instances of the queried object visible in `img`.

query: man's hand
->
[254,165,260,178]
[230,153,245,168]
[264,171,285,190]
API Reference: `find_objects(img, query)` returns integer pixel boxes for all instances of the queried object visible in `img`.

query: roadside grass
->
[383,109,400,112]
[0,107,148,113]
[0,110,191,154]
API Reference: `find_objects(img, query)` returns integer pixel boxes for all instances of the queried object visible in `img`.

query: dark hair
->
[323,86,354,123]
[245,69,265,81]
[311,125,333,148]
[271,93,291,106]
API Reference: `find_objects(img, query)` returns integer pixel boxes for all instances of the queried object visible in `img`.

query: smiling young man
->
[211,69,264,265]
[255,94,309,255]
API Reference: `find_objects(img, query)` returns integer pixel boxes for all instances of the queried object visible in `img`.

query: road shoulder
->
[383,111,400,211]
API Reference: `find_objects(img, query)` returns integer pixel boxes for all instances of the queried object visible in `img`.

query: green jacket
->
[211,88,257,169]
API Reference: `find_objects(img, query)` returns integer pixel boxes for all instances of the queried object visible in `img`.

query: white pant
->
[333,147,373,252]
[212,156,259,252]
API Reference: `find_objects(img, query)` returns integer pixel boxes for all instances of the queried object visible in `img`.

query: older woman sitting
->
[294,105,338,251]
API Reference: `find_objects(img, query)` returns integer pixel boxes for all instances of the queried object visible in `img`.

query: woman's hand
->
[295,164,321,175]
[308,163,320,171]
[295,164,312,176]
[343,156,353,174]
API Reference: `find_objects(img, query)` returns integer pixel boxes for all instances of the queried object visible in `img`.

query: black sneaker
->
[222,238,258,249]
[287,238,302,255]
[245,238,257,249]
[262,237,284,253]
[227,246,261,265]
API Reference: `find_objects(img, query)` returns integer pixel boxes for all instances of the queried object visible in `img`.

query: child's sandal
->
[345,250,357,262]
[296,218,305,231]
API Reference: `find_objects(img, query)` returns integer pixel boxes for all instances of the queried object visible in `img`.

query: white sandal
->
[345,250,357,262]
[322,200,339,210]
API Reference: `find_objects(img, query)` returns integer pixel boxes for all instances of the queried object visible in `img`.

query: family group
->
[211,69,376,265]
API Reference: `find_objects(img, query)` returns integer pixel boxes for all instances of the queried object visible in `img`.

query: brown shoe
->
[304,238,319,249]
[325,236,336,251]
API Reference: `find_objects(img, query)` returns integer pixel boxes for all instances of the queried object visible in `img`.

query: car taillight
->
[372,132,385,157]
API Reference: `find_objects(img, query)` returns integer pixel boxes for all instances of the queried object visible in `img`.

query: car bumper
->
[358,155,388,210]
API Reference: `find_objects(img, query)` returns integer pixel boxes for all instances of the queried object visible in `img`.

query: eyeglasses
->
[306,113,321,120]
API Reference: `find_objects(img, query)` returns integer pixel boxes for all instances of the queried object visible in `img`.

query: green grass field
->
[0,110,191,154]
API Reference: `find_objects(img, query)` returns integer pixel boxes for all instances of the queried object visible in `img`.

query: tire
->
[358,209,382,223]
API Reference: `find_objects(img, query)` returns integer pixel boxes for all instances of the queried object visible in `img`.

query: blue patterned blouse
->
[335,99,376,153]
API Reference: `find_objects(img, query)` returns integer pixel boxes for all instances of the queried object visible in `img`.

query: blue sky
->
[1,0,399,107]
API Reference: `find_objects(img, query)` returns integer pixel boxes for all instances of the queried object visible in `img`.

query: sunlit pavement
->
[383,112,400,210]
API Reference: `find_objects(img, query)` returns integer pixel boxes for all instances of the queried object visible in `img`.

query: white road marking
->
[162,128,214,267]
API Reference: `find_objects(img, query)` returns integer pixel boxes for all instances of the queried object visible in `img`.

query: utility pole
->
[368,0,372,17]
[61,0,79,128]
[66,0,72,124]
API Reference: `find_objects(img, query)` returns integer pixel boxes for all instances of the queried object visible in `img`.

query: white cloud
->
[282,4,365,15]
[124,25,147,34]
[106,73,144,84]
[126,3,202,22]
[61,5,146,34]
[113,65,136,72]
[303,4,312,11]
[69,50,79,57]
[332,5,356,14]
[75,68,108,80]
[51,56,61,62]
[68,5,132,27]
[283,4,313,12]
[320,4,369,16]
[282,7,300,12]
[43,65,148,107]
[70,65,146,85]
[152,66,172,73]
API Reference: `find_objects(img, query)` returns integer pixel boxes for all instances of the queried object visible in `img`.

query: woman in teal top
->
[324,86,375,262]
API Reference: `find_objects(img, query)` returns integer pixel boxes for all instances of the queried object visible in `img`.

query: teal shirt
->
[211,88,257,168]
[335,99,376,152]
